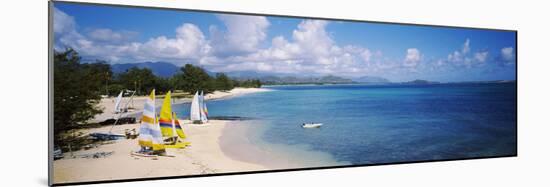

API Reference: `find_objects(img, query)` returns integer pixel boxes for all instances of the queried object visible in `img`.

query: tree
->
[214,73,234,91]
[154,77,172,94]
[53,49,107,143]
[173,64,213,94]
[235,79,262,88]
[117,67,157,95]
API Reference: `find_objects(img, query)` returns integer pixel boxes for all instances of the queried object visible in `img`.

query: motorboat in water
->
[302,123,323,128]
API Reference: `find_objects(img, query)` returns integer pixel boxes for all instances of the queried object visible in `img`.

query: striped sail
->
[173,113,187,139]
[137,90,165,151]
[199,91,208,123]
[159,91,174,137]
[201,91,209,117]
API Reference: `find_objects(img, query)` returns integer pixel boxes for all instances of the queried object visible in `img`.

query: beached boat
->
[113,91,123,114]
[53,145,64,160]
[190,91,201,122]
[302,123,323,128]
[134,89,166,156]
[159,91,190,148]
[89,132,126,141]
[133,90,191,157]
[91,90,137,140]
[200,91,209,122]
[190,90,208,124]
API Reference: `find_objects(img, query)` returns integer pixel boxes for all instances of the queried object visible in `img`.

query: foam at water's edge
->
[219,120,351,170]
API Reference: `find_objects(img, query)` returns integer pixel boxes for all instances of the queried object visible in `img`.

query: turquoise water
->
[174,83,517,166]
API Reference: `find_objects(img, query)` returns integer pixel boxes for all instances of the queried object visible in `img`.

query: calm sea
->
[173,83,517,167]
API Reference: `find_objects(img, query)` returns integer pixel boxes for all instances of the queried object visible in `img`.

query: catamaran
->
[90,90,137,140]
[190,90,208,124]
[114,91,123,114]
[113,90,136,114]
[133,89,166,156]
[158,91,190,148]
[133,90,191,157]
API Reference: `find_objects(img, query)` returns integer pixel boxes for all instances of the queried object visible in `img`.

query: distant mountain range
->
[352,76,390,84]
[109,62,358,84]
[255,75,354,85]
[400,79,441,85]
[224,72,391,85]
[108,61,514,85]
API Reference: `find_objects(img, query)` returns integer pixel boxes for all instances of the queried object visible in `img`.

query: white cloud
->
[361,49,372,63]
[53,7,76,34]
[215,20,380,76]
[436,59,445,66]
[59,8,515,79]
[210,14,270,55]
[474,51,489,62]
[501,47,515,61]
[444,38,491,68]
[53,7,90,52]
[55,9,385,76]
[137,23,208,61]
[462,38,471,54]
[447,51,462,63]
[404,48,421,67]
[87,28,138,44]
[447,39,471,64]
[292,20,333,58]
[53,8,210,63]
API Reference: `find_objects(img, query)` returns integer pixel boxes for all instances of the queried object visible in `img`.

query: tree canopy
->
[53,49,108,143]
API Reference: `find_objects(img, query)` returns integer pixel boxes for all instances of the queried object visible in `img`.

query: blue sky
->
[53,2,516,82]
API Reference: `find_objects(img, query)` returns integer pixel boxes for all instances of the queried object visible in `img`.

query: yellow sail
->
[159,91,174,137]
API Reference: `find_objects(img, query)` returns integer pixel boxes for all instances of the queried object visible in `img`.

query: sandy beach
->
[53,88,272,184]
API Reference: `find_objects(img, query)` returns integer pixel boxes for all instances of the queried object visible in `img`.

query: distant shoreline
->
[91,87,272,123]
[262,80,517,87]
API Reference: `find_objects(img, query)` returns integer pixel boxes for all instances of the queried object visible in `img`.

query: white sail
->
[137,90,165,151]
[114,91,123,113]
[190,91,201,121]
[199,91,208,123]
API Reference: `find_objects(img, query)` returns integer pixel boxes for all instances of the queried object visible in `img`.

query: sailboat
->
[190,91,201,122]
[201,91,209,117]
[114,91,124,114]
[190,90,208,124]
[89,90,128,140]
[159,91,190,149]
[133,89,166,156]
[199,91,208,123]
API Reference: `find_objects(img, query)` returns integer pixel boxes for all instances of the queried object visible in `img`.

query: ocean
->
[173,83,517,167]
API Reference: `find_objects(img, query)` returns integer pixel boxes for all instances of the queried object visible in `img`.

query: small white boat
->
[302,123,323,128]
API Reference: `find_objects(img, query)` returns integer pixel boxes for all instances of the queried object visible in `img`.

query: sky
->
[53,2,517,82]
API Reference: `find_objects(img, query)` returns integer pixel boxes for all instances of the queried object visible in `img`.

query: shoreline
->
[53,87,273,184]
[91,87,271,123]
[219,120,350,170]
[53,120,269,184]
